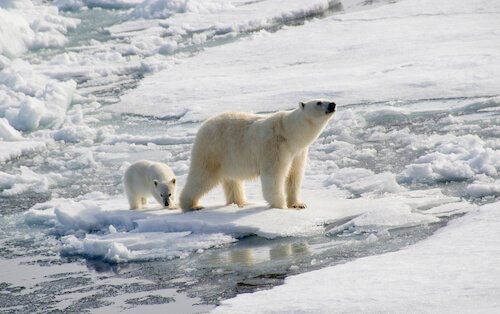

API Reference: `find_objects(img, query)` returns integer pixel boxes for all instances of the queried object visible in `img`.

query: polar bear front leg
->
[286,149,308,209]
[127,194,142,210]
[180,168,220,211]
[261,157,291,209]
[223,179,247,207]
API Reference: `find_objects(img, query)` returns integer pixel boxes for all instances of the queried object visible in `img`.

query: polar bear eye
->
[160,194,163,197]
[168,193,171,197]
[316,101,322,105]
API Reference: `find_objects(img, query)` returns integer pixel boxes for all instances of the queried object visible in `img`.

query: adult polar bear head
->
[300,99,336,117]
[180,99,336,211]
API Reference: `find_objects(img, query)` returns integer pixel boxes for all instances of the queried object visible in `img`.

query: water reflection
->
[222,241,311,267]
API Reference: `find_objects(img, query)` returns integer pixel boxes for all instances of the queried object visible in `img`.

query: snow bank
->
[24,188,468,262]
[213,201,500,313]
[0,0,79,57]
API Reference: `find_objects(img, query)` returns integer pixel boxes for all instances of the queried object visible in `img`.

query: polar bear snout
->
[326,102,336,114]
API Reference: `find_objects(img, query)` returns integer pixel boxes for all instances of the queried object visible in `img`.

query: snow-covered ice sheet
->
[112,0,500,120]
[55,0,144,11]
[213,201,500,313]
[24,188,467,263]
[107,0,342,57]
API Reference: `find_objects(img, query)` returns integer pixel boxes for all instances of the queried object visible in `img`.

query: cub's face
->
[299,99,336,120]
[153,178,176,207]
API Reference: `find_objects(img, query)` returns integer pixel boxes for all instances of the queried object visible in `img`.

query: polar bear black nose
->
[327,102,336,113]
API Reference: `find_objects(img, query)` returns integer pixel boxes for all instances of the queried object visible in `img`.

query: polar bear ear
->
[300,102,305,109]
[171,178,176,185]
[153,180,158,187]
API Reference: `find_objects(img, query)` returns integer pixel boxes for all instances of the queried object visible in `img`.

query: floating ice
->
[466,175,500,198]
[24,187,467,262]
[0,141,46,163]
[60,231,235,263]
[399,134,500,183]
[0,117,23,141]
[0,0,79,57]
[0,59,77,133]
[324,167,403,197]
[0,166,60,196]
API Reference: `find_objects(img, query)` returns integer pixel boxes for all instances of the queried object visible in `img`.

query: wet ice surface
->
[1,0,500,312]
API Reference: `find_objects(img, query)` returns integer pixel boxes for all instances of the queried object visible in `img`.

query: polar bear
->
[180,99,336,211]
[124,160,177,209]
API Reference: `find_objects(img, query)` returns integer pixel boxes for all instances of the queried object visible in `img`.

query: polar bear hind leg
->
[223,179,247,207]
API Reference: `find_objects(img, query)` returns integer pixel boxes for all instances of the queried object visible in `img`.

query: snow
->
[214,201,500,313]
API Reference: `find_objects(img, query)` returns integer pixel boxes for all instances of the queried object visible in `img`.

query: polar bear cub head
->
[153,178,176,207]
[299,99,336,120]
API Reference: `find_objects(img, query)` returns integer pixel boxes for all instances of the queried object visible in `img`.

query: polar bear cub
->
[180,99,336,211]
[124,160,177,209]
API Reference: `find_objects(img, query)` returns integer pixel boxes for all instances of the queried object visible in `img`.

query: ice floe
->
[24,187,468,262]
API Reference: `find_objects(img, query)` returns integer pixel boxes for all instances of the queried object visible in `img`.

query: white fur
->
[124,160,177,210]
[180,99,336,211]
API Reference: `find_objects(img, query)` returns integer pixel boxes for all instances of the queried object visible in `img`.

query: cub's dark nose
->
[164,201,169,207]
[327,102,336,113]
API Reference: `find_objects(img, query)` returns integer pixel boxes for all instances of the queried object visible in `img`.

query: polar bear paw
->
[182,206,204,212]
[289,202,307,209]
